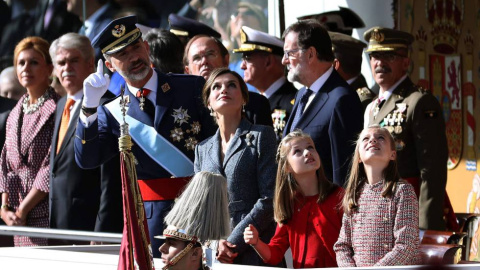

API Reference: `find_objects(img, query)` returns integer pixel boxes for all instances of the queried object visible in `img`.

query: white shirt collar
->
[308,66,334,93]
[127,69,158,105]
[346,75,359,85]
[67,89,84,102]
[381,74,407,101]
[263,77,286,99]
[127,69,158,95]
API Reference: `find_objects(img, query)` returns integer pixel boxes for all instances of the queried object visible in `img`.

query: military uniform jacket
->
[364,77,448,230]
[74,70,216,181]
[268,81,297,119]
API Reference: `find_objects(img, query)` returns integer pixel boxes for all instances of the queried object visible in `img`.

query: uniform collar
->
[263,77,286,98]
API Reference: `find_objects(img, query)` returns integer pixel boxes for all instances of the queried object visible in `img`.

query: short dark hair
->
[144,28,184,73]
[183,35,228,66]
[282,19,334,62]
[334,51,362,76]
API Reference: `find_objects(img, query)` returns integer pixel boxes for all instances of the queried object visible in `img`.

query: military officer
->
[363,27,448,230]
[233,26,297,140]
[168,13,221,47]
[74,16,216,257]
[329,31,375,113]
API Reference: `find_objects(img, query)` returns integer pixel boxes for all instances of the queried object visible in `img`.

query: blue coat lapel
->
[125,86,154,127]
[296,90,328,129]
[223,118,251,167]
[206,131,223,171]
[154,72,174,130]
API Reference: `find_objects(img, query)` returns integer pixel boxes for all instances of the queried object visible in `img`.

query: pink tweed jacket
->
[0,88,59,246]
[334,180,421,267]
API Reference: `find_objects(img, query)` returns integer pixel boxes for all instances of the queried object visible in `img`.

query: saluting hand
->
[83,59,110,108]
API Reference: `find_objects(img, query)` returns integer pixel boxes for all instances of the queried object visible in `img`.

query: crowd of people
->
[0,1,451,269]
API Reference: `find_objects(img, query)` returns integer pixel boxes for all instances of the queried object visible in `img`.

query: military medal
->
[272,109,286,135]
[137,88,150,111]
[139,95,146,111]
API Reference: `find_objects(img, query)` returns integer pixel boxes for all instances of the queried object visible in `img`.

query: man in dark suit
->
[183,34,273,127]
[74,16,216,257]
[234,26,297,140]
[363,27,448,230]
[282,20,363,186]
[330,31,375,113]
[49,33,123,241]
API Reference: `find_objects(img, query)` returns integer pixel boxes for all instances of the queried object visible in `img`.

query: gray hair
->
[49,33,94,65]
[165,171,231,242]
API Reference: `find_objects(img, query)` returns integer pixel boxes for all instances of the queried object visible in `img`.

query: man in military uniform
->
[74,16,216,257]
[329,31,375,113]
[363,26,448,230]
[168,13,221,47]
[233,26,297,140]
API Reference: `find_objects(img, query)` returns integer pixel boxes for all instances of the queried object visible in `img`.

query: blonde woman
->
[0,37,60,246]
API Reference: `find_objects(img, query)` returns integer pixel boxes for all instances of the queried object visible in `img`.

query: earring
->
[242,104,246,113]
[209,108,214,116]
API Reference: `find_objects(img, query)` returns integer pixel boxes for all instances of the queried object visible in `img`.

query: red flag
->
[118,137,155,270]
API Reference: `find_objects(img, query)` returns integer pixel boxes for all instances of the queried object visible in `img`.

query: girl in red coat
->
[243,130,343,268]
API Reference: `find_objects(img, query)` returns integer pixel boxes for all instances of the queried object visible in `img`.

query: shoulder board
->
[356,87,373,97]
[413,85,430,94]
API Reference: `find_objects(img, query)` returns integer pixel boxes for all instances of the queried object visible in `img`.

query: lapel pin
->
[161,83,171,93]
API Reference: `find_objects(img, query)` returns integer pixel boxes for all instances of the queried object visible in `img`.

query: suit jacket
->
[284,70,363,185]
[365,77,448,230]
[194,118,277,266]
[244,91,273,127]
[0,97,18,149]
[50,92,122,233]
[81,2,119,62]
[34,0,82,43]
[350,74,375,113]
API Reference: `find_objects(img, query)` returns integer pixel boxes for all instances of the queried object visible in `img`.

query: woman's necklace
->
[22,89,49,114]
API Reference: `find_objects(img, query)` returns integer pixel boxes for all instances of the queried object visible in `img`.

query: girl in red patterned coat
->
[334,125,420,266]
[243,130,344,268]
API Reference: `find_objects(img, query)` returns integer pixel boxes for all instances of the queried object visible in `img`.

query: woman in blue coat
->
[194,68,278,266]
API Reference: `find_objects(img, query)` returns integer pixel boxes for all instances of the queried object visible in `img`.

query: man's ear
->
[333,59,340,71]
[223,54,230,66]
[184,65,190,74]
[307,47,317,63]
[104,59,115,73]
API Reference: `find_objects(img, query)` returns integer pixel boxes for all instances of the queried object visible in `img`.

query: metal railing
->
[0,225,122,243]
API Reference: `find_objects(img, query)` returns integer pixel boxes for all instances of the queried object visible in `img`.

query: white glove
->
[83,59,110,108]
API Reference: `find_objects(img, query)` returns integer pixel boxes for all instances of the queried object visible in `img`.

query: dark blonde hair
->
[342,125,399,215]
[202,67,249,111]
[274,130,335,224]
[14,36,52,67]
